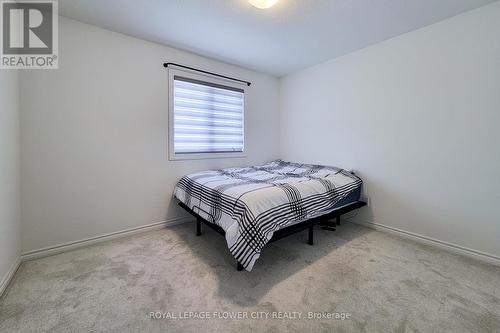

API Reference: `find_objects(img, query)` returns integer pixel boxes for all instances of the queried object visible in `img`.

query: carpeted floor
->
[1,221,499,333]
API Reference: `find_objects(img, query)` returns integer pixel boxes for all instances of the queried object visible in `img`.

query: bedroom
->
[1,0,499,332]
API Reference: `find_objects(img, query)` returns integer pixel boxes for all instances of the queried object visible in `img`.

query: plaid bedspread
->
[173,160,362,271]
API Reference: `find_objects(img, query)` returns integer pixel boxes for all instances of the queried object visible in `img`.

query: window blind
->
[173,76,244,154]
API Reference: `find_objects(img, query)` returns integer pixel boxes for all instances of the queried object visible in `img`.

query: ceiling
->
[59,0,496,77]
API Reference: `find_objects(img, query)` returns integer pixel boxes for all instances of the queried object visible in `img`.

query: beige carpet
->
[1,221,499,332]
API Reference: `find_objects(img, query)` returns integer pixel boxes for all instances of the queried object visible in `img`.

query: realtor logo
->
[1,0,58,69]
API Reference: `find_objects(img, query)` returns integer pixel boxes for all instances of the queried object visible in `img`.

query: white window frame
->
[168,68,247,161]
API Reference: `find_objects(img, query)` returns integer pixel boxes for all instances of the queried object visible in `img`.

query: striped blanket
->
[173,160,362,271]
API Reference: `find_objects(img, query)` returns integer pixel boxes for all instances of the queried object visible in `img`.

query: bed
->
[173,160,365,271]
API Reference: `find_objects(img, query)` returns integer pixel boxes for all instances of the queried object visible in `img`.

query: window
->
[168,69,246,160]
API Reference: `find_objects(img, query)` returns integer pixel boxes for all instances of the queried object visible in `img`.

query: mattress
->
[173,160,363,271]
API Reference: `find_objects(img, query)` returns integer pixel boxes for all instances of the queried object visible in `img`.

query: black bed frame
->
[178,200,366,271]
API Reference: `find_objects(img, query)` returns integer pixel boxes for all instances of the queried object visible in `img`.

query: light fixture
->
[249,0,279,9]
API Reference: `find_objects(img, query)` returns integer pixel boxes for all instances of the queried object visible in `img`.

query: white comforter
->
[173,160,362,271]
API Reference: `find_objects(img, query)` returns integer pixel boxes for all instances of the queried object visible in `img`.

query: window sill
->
[168,152,247,161]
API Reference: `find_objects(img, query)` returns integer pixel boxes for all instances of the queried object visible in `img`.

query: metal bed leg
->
[336,216,341,226]
[237,262,244,271]
[308,226,314,245]
[196,218,202,236]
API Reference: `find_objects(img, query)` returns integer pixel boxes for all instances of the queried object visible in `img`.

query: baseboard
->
[17,214,499,273]
[348,217,500,266]
[0,257,21,298]
[21,216,194,262]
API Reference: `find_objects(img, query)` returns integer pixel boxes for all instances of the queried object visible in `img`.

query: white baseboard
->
[21,216,194,262]
[14,214,499,284]
[348,217,500,266]
[0,257,21,298]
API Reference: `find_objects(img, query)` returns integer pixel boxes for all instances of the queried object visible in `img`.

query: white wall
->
[280,2,500,258]
[20,18,280,253]
[0,69,21,292]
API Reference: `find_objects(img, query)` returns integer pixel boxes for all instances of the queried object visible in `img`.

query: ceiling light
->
[249,0,279,9]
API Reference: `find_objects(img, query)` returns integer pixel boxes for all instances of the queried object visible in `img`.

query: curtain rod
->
[163,62,251,86]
